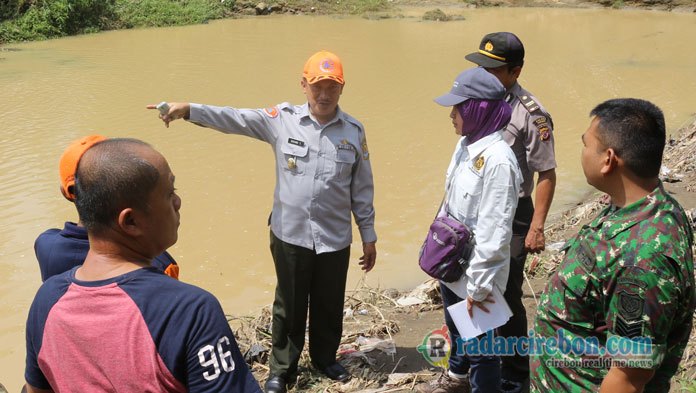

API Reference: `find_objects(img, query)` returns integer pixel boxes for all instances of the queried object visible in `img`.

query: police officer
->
[532,98,694,392]
[465,32,557,393]
[148,50,377,393]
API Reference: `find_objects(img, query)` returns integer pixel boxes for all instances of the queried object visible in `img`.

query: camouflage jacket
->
[531,183,695,392]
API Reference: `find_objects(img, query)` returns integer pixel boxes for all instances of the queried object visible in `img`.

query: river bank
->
[1,0,695,45]
[233,114,696,392]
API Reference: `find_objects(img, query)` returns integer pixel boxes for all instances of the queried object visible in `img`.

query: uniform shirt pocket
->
[280,142,309,175]
[450,166,483,221]
[334,148,356,180]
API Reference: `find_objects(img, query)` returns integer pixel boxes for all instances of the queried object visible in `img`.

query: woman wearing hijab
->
[418,67,523,393]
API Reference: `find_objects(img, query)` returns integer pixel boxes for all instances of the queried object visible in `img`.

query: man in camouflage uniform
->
[466,32,557,393]
[531,98,695,392]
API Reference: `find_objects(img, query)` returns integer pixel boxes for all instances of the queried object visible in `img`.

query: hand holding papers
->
[446,286,512,340]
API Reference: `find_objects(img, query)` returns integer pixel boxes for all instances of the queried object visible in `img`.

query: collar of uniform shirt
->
[589,185,664,239]
[460,130,504,161]
[507,81,523,97]
[299,102,345,128]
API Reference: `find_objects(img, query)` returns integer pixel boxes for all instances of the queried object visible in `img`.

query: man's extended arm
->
[147,102,279,144]
[525,168,556,253]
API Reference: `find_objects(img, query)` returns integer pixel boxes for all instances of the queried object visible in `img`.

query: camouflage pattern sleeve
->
[605,265,673,369]
[532,185,695,393]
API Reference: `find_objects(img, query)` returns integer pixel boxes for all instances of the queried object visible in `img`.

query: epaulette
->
[519,94,540,114]
[277,102,294,113]
[342,112,365,134]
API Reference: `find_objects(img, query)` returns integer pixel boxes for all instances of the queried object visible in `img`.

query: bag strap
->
[433,193,446,220]
[431,170,454,220]
[433,143,467,220]
[440,151,463,219]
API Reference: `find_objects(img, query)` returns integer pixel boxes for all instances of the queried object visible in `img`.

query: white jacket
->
[441,131,522,302]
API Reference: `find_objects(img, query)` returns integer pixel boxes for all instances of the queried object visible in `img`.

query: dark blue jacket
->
[34,222,179,281]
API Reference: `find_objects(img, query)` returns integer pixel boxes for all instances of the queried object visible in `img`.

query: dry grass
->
[227,277,440,392]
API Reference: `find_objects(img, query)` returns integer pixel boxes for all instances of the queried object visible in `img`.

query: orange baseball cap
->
[302,50,344,85]
[59,135,107,199]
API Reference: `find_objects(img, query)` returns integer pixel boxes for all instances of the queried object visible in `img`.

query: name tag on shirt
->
[337,144,354,151]
[288,138,305,147]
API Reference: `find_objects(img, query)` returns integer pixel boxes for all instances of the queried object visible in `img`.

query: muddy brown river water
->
[1,8,696,390]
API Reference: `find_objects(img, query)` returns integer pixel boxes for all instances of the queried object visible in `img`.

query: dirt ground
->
[370,276,552,392]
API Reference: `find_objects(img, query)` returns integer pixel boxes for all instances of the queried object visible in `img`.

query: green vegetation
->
[2,0,115,42]
[0,0,227,44]
[679,377,696,392]
[114,0,225,29]
[0,0,391,45]
[611,0,623,7]
[422,8,449,20]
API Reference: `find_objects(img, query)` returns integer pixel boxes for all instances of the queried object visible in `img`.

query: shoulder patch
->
[474,156,485,170]
[617,276,648,289]
[617,291,644,321]
[361,138,369,160]
[538,126,550,141]
[263,106,279,118]
[519,95,540,113]
[578,239,596,272]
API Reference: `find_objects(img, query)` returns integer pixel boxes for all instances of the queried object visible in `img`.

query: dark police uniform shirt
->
[504,82,556,198]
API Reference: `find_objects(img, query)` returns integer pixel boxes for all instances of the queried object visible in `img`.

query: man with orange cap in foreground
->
[25,138,260,393]
[148,50,377,393]
[34,135,179,282]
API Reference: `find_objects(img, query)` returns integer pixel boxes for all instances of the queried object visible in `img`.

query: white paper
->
[446,286,513,340]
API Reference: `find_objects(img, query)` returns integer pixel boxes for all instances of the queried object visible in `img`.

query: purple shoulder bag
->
[418,165,475,283]
[419,216,475,283]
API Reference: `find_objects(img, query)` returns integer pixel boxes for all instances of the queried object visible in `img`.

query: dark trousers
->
[268,230,350,378]
[497,196,534,384]
[441,283,501,393]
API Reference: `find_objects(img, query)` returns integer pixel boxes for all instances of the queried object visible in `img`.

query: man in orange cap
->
[148,50,377,393]
[25,138,260,393]
[34,135,180,281]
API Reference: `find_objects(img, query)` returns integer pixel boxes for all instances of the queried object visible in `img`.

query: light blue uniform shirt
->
[188,102,376,254]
